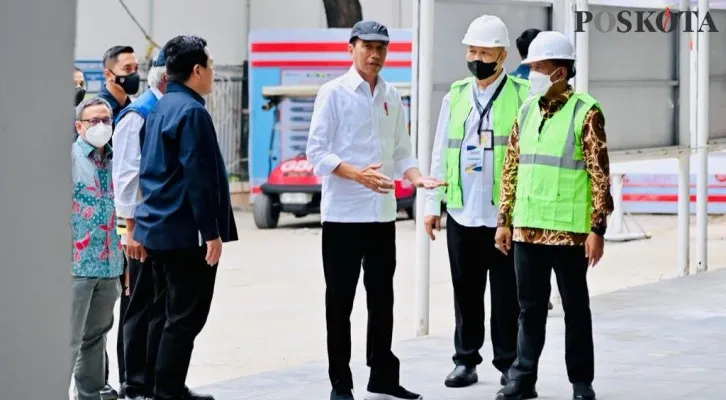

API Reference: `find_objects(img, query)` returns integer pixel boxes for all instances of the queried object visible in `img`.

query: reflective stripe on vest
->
[512,92,601,233]
[516,96,587,170]
[444,76,529,208]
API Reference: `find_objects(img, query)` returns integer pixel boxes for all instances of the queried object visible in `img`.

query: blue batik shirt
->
[71,137,124,278]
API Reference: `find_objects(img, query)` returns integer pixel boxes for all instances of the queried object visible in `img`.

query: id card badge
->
[480,130,494,150]
[464,144,483,173]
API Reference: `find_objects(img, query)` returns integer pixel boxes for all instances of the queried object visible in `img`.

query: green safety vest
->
[444,75,530,208]
[512,92,602,233]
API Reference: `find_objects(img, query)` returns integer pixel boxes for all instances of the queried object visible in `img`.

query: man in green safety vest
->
[494,31,614,400]
[424,14,529,390]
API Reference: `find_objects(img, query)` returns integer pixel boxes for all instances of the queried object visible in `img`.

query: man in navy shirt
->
[134,35,238,400]
[510,29,540,80]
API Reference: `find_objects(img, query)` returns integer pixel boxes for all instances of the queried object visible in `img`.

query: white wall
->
[75,0,414,65]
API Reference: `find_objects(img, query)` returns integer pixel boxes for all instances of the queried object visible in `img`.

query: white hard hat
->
[521,31,575,64]
[462,15,510,48]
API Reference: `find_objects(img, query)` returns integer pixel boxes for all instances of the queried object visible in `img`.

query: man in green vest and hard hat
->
[424,14,529,390]
[494,31,613,400]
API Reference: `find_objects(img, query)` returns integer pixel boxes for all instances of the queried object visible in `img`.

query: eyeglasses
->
[80,117,112,126]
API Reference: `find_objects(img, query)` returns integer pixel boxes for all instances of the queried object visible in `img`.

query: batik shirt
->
[71,137,124,278]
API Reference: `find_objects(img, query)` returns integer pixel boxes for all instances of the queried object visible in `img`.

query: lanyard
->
[473,75,508,135]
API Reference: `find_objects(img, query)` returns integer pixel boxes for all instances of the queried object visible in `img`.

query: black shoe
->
[444,365,478,388]
[101,384,119,400]
[182,387,214,400]
[330,388,355,400]
[495,381,538,400]
[573,383,596,400]
[365,385,423,400]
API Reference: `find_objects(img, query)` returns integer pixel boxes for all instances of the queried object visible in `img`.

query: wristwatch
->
[591,225,606,237]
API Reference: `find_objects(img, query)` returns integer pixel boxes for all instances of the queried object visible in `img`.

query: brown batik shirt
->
[496,85,614,246]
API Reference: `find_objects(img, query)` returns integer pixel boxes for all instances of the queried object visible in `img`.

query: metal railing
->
[138,67,249,181]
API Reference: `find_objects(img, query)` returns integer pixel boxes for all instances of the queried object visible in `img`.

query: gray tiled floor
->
[199,269,726,399]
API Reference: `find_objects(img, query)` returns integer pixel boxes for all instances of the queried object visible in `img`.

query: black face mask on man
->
[111,71,140,95]
[74,87,86,106]
[466,60,499,80]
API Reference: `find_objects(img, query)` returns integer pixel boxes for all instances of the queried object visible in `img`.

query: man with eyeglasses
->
[70,97,123,400]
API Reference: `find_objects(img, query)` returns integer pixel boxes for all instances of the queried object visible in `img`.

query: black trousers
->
[322,222,400,392]
[105,262,129,387]
[123,256,166,398]
[446,217,519,373]
[508,242,594,388]
[149,245,217,400]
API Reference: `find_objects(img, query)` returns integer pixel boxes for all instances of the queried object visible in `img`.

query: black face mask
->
[74,87,86,106]
[467,60,498,80]
[112,71,140,95]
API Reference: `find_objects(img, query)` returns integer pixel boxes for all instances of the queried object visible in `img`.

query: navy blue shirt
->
[511,64,531,80]
[96,86,132,124]
[133,82,238,250]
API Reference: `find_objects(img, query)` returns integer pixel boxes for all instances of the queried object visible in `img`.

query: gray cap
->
[350,20,390,43]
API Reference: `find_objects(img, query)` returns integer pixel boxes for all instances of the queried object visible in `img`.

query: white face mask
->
[528,70,556,97]
[84,123,112,148]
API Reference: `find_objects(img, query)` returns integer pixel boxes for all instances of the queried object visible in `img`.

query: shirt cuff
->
[424,191,443,216]
[313,153,343,176]
[115,203,138,220]
[394,156,419,180]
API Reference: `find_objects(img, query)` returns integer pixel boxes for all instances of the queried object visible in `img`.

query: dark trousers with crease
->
[446,217,519,373]
[508,242,595,388]
[123,256,166,398]
[322,221,400,392]
[149,245,217,400]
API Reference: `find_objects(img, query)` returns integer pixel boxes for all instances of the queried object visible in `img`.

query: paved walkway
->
[199,268,726,400]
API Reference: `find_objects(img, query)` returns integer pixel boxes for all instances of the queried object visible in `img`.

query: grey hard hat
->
[350,20,390,43]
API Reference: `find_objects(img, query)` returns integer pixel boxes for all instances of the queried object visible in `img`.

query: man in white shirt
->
[423,15,530,390]
[306,20,446,400]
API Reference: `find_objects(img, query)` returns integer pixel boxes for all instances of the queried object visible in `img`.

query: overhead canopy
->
[262,83,412,99]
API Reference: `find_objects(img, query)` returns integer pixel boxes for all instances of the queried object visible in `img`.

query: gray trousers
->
[71,277,121,400]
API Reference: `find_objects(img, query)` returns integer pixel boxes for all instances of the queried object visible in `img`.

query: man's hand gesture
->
[413,176,448,190]
[356,163,395,193]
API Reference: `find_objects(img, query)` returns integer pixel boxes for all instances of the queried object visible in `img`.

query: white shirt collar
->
[149,86,163,99]
[473,68,507,98]
[343,65,386,94]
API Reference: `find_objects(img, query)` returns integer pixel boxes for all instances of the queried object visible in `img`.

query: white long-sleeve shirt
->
[306,66,418,223]
[112,87,162,244]
[424,71,507,228]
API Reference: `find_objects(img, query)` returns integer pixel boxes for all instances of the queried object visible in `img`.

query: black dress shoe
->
[330,388,355,400]
[495,381,538,400]
[444,365,478,388]
[101,384,119,400]
[366,385,423,399]
[573,383,596,400]
[182,387,214,400]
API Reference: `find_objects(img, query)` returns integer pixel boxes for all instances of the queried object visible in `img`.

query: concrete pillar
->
[0,0,76,397]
